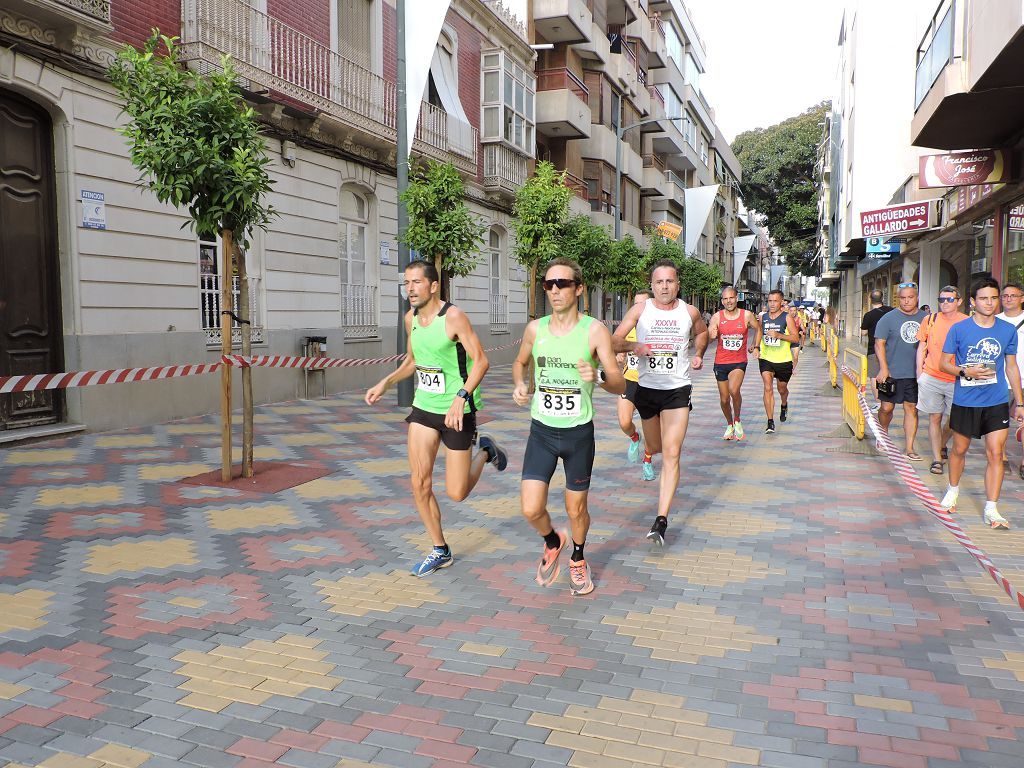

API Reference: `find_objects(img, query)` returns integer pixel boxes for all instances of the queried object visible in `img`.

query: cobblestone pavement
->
[0,345,1023,768]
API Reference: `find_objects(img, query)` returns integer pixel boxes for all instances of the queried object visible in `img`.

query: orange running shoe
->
[536,529,567,586]
[569,558,594,596]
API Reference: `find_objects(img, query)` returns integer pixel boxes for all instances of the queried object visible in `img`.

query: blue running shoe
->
[627,436,642,464]
[478,434,508,471]
[641,461,655,481]
[411,547,453,577]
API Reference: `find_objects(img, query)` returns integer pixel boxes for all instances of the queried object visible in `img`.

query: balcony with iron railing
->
[180,0,477,174]
[490,294,509,334]
[341,284,379,339]
[483,144,528,198]
[563,171,590,202]
[201,275,264,346]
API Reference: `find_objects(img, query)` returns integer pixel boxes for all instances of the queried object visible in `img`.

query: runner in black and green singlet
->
[512,258,624,596]
[366,260,507,577]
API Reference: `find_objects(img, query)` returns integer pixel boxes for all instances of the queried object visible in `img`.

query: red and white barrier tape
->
[0,364,221,395]
[0,341,523,393]
[840,363,1024,611]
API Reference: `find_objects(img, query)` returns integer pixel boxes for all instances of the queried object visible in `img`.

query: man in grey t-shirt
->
[875,283,927,460]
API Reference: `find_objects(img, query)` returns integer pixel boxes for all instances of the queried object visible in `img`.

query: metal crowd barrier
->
[841,348,868,440]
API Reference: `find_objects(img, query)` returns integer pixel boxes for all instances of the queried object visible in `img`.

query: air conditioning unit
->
[970,258,990,274]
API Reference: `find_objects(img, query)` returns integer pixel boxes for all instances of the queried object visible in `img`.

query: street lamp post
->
[395,0,413,406]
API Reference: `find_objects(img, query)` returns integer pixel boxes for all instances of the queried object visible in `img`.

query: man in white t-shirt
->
[996,281,1024,478]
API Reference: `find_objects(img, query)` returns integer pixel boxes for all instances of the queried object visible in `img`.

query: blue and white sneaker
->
[627,436,642,463]
[411,547,453,577]
[641,461,655,481]
[478,433,508,471]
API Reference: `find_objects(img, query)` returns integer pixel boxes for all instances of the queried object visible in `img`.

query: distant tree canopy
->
[732,101,829,276]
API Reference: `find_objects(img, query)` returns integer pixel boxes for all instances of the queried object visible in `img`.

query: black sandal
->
[930,460,944,475]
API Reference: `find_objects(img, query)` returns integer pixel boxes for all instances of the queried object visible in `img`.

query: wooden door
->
[0,89,62,429]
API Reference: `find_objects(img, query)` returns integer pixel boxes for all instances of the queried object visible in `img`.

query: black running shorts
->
[405,407,476,450]
[634,385,693,421]
[713,362,747,382]
[759,359,794,383]
[521,419,595,491]
[620,380,639,403]
[950,402,1010,439]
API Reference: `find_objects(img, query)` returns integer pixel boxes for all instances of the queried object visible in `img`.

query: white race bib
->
[961,374,998,387]
[647,351,678,374]
[722,335,743,352]
[536,386,581,417]
[415,366,445,393]
[763,335,782,347]
[626,354,640,371]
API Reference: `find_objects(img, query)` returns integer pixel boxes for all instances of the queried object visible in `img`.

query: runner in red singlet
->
[708,285,759,440]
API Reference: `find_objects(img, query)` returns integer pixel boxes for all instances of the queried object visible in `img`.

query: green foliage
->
[679,258,724,302]
[401,161,485,279]
[107,32,276,245]
[731,101,829,276]
[511,161,572,271]
[604,235,648,299]
[646,237,685,272]
[559,215,612,288]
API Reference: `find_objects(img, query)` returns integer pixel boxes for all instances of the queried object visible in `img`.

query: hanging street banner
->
[654,220,682,241]
[919,149,1012,188]
[860,200,939,237]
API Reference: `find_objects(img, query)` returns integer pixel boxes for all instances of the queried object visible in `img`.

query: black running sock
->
[571,541,585,562]
[654,515,668,530]
[435,544,450,555]
[542,530,561,550]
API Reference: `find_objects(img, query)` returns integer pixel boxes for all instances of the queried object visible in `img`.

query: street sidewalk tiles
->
[0,347,1023,766]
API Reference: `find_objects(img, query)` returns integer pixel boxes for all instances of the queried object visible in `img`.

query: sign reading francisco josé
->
[860,201,937,237]
[919,149,1011,189]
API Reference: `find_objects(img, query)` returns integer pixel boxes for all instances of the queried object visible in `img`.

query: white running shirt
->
[636,298,693,390]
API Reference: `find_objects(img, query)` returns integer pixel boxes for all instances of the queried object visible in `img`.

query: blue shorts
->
[521,419,595,491]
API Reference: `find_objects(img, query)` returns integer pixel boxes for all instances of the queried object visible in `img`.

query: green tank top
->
[531,315,595,428]
[410,303,481,414]
[760,311,793,363]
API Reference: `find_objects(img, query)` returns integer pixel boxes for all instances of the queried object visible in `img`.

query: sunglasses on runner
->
[543,278,579,290]
[937,296,958,303]
[897,282,917,289]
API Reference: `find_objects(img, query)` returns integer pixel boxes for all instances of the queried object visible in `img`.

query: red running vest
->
[714,310,749,365]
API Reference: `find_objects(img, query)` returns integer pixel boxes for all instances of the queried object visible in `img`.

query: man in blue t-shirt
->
[874,283,928,459]
[940,276,1024,529]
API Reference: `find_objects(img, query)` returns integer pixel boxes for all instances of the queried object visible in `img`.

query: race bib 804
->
[415,366,445,393]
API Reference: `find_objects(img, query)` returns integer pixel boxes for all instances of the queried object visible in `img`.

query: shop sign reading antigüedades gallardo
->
[860,201,939,237]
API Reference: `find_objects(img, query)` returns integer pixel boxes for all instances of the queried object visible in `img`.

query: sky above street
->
[685,0,843,142]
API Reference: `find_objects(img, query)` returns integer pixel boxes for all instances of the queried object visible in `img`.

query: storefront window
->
[1005,201,1024,286]
[971,216,995,278]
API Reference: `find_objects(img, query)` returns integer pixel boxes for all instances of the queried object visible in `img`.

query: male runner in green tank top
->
[365,260,507,577]
[512,258,624,596]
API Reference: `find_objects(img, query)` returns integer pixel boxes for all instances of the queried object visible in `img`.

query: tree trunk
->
[236,245,254,479]
[433,254,450,302]
[219,228,235,481]
[528,262,537,320]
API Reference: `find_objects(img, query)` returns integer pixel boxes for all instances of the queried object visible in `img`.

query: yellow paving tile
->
[294,477,373,500]
[40,755,104,768]
[289,543,326,553]
[84,538,196,575]
[36,484,122,507]
[0,590,53,632]
[205,504,297,531]
[696,741,760,764]
[168,596,206,609]
[353,458,410,476]
[281,432,337,446]
[4,448,78,465]
[94,435,159,448]
[690,511,791,537]
[603,602,777,663]
[459,642,507,657]
[527,712,585,734]
[466,494,523,519]
[329,422,381,433]
[0,682,28,699]
[848,604,894,616]
[316,571,448,617]
[982,651,1024,682]
[88,744,151,768]
[137,463,212,481]
[566,753,635,768]
[852,694,914,713]
[175,692,232,712]
[166,423,219,434]
[546,731,603,754]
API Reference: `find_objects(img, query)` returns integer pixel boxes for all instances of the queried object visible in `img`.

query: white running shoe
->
[939,487,958,511]
[722,424,735,441]
[984,508,1010,530]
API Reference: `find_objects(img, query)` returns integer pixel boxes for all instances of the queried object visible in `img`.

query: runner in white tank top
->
[613,259,709,545]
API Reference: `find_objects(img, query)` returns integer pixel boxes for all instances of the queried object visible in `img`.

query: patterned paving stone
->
[0,346,1022,768]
